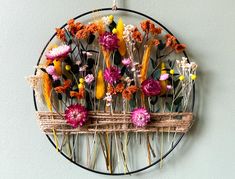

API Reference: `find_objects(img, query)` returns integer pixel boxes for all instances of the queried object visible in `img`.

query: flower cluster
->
[33,15,197,129]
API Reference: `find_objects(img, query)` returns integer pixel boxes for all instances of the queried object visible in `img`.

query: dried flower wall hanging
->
[27,5,198,176]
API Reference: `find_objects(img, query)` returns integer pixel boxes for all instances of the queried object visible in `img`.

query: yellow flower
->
[170,69,175,75]
[112,28,117,34]
[78,83,84,89]
[65,65,71,71]
[191,74,197,80]
[179,75,185,81]
[79,78,85,84]
[108,15,114,21]
[116,18,126,56]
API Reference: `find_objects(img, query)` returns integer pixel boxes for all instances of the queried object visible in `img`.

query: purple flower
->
[131,107,150,127]
[141,78,161,96]
[65,104,88,128]
[46,45,71,60]
[104,66,121,84]
[99,32,119,51]
[122,58,132,66]
[85,74,94,84]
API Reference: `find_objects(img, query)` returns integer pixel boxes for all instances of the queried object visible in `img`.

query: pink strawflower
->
[99,32,119,51]
[159,74,169,81]
[46,45,71,60]
[85,74,94,84]
[65,104,88,128]
[131,107,150,127]
[122,58,132,66]
[52,75,60,81]
[104,66,121,84]
[141,78,161,96]
[46,65,56,75]
[166,85,173,91]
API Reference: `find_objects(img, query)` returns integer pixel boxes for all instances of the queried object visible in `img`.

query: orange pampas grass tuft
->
[116,18,126,56]
[140,41,154,82]
[53,59,62,76]
[95,70,105,99]
[102,48,111,68]
[42,63,52,111]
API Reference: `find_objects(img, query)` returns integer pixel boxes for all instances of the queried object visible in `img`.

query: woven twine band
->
[36,111,194,134]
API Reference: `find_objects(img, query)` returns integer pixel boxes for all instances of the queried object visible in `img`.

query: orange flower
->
[127,85,138,93]
[154,39,160,46]
[54,80,71,93]
[70,88,85,99]
[141,20,154,33]
[150,27,162,35]
[122,88,132,100]
[86,23,98,34]
[75,29,88,39]
[122,85,138,100]
[67,19,77,35]
[107,84,116,95]
[67,19,84,36]
[165,34,177,48]
[56,28,66,41]
[132,27,143,43]
[115,82,125,93]
[175,44,186,53]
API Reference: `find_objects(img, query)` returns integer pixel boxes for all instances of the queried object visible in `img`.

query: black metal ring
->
[33,7,195,176]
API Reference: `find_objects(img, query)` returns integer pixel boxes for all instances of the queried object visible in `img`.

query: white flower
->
[104,93,113,106]
[102,16,112,25]
[123,24,135,42]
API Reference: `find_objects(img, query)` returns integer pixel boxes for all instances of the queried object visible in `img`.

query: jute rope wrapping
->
[36,111,194,134]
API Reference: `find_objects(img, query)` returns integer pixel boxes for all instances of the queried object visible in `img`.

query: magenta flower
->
[141,78,161,96]
[85,74,94,84]
[46,45,71,60]
[104,66,121,84]
[99,32,119,51]
[131,107,150,127]
[122,58,132,66]
[65,104,88,128]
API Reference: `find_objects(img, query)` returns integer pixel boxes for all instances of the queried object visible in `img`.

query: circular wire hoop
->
[33,7,195,175]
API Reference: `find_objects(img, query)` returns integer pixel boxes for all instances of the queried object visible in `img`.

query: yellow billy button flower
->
[108,15,114,21]
[112,28,117,34]
[191,74,197,80]
[79,78,85,84]
[170,69,175,75]
[65,65,71,71]
[78,83,84,89]
[179,75,185,81]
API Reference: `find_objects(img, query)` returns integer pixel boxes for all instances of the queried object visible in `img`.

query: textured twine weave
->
[36,111,194,134]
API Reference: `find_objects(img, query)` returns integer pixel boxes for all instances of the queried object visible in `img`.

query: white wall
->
[0,0,235,178]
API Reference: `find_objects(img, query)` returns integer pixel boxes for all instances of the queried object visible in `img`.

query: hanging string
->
[112,0,117,11]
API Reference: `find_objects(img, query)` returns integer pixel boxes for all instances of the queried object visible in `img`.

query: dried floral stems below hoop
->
[36,111,194,134]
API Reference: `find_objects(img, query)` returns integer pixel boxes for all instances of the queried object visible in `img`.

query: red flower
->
[141,78,161,96]
[165,34,177,48]
[175,44,186,53]
[65,104,88,128]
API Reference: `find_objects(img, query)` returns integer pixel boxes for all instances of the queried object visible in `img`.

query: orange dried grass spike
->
[140,41,154,83]
[42,61,52,111]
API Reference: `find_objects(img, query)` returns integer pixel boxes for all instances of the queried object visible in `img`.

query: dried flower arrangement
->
[27,14,198,174]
